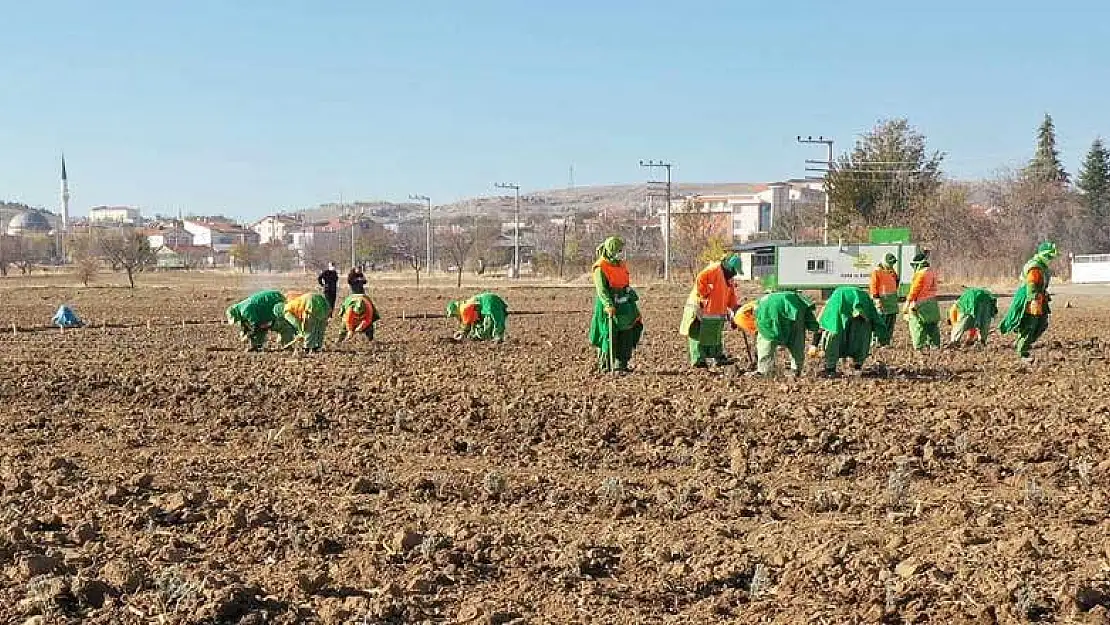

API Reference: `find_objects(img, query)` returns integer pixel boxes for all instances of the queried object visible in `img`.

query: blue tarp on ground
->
[53,305,83,328]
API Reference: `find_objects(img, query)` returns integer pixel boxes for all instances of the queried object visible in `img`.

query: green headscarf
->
[721,253,742,276]
[883,253,897,268]
[910,250,929,269]
[226,307,243,325]
[446,300,462,319]
[595,236,624,262]
[1035,241,1058,265]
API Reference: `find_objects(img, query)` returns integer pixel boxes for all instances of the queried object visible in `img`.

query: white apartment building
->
[89,206,142,226]
[668,180,825,244]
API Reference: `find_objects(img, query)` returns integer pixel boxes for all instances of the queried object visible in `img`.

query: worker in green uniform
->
[947,287,998,347]
[283,292,331,352]
[225,289,287,351]
[447,292,509,342]
[587,237,643,373]
[733,291,819,377]
[818,285,891,377]
[1000,241,1058,363]
[869,253,900,340]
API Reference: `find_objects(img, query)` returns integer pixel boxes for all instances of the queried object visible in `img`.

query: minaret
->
[60,154,70,231]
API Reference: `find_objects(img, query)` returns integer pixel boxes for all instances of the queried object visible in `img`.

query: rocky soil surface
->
[2,281,1110,624]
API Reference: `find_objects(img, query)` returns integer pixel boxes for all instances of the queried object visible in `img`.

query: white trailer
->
[766,243,919,293]
[1072,254,1110,283]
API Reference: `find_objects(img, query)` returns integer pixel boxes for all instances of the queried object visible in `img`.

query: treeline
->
[827,115,1110,278]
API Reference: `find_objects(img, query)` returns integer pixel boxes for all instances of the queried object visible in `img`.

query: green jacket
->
[226,290,286,329]
[755,291,818,344]
[1000,257,1052,334]
[819,286,891,345]
[955,288,998,328]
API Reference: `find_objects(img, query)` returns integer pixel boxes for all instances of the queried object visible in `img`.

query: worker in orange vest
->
[903,251,941,350]
[587,237,642,373]
[869,253,900,335]
[679,254,742,368]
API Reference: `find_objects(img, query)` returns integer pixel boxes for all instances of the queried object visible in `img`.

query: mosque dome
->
[6,210,52,236]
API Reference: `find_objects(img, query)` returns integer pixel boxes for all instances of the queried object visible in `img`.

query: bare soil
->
[2,276,1110,624]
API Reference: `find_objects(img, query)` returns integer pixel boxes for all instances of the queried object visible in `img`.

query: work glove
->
[453,331,465,341]
[604,305,616,317]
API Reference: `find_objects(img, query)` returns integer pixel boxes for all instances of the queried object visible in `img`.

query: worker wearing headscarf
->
[734,291,818,377]
[447,292,508,342]
[1000,241,1058,362]
[947,287,998,347]
[680,254,742,368]
[869,253,900,333]
[282,292,330,351]
[587,236,643,373]
[903,251,941,350]
[818,286,891,376]
[225,289,287,351]
[337,293,381,342]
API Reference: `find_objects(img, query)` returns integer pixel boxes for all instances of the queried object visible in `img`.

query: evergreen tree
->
[1078,137,1110,218]
[1025,113,1069,184]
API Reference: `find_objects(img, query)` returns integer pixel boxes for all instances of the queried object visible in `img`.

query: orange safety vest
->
[694,263,739,316]
[870,267,898,298]
[1026,266,1047,315]
[594,259,630,289]
[284,293,311,320]
[460,301,480,326]
[344,296,375,333]
[907,268,938,303]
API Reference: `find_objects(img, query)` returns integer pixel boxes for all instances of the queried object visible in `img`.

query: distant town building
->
[668,180,825,244]
[89,206,142,226]
[183,218,259,252]
[251,214,301,246]
[146,225,195,250]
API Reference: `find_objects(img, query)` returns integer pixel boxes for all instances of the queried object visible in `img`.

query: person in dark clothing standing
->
[347,266,367,295]
[318,262,340,315]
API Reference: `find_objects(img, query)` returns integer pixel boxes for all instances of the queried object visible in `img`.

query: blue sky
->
[0,0,1106,220]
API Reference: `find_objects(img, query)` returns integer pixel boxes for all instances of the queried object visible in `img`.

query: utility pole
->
[639,160,672,281]
[409,194,432,273]
[796,135,834,245]
[494,182,521,278]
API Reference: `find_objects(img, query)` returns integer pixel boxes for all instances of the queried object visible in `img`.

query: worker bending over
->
[734,290,819,377]
[1000,241,1058,363]
[447,292,508,342]
[947,287,998,347]
[818,286,891,377]
[283,292,330,352]
[680,254,742,368]
[226,289,287,351]
[337,293,381,343]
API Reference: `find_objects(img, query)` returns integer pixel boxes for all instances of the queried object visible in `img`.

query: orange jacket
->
[594,259,630,289]
[460,302,480,326]
[869,267,898,298]
[694,262,739,316]
[1026,266,1047,315]
[907,268,938,303]
[343,297,375,333]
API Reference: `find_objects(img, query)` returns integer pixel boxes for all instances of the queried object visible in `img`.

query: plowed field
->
[3,276,1110,624]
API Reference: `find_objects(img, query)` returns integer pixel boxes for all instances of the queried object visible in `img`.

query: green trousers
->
[598,324,643,372]
[950,313,988,346]
[1015,314,1049,357]
[908,315,941,350]
[245,328,268,351]
[756,321,807,375]
[688,317,726,365]
[286,312,328,350]
[824,318,873,372]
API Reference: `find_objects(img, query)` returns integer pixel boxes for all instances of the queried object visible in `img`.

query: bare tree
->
[12,235,54,275]
[230,240,263,273]
[98,229,156,288]
[438,217,499,288]
[671,200,730,279]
